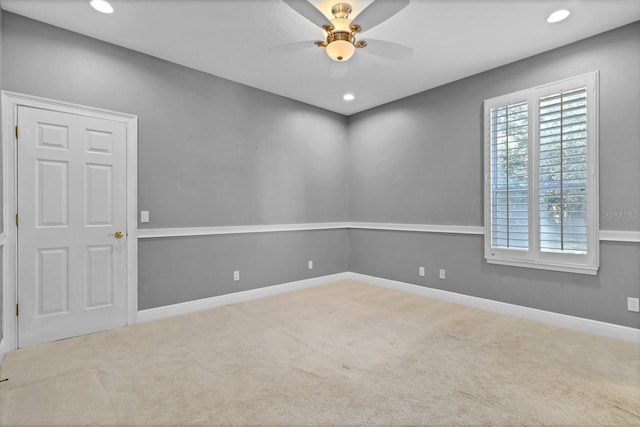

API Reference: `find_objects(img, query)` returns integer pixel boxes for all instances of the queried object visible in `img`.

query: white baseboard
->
[346,273,640,344]
[137,272,351,323]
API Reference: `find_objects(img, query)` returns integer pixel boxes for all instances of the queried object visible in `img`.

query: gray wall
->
[1,12,349,310]
[348,22,640,329]
[349,23,640,228]
[349,231,640,328]
[139,230,349,310]
[2,13,349,228]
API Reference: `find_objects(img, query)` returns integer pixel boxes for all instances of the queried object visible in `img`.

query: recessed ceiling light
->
[547,9,570,23]
[90,0,114,14]
[343,93,355,101]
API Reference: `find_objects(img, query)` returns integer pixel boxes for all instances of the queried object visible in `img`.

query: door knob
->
[111,231,124,239]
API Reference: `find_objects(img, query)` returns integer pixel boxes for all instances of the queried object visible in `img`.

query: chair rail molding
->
[137,222,639,242]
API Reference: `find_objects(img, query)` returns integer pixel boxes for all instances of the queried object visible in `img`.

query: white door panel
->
[18,106,127,347]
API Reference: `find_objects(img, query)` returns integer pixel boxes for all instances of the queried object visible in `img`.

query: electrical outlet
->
[308,260,313,270]
[439,269,446,280]
[233,271,240,282]
[419,267,425,277]
[628,297,640,313]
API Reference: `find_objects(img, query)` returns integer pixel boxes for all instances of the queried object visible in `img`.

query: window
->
[484,73,599,275]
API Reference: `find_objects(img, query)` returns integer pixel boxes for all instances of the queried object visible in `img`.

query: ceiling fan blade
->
[360,39,413,60]
[268,40,318,54]
[329,60,349,79]
[352,0,410,32]
[282,0,330,28]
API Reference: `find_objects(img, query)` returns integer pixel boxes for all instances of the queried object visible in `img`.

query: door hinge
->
[16,304,19,316]
[15,213,19,227]
[15,126,18,139]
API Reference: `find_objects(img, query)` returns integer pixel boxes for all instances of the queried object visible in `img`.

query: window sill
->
[485,257,599,275]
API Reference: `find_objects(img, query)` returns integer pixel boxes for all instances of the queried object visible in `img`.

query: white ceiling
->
[1,0,639,115]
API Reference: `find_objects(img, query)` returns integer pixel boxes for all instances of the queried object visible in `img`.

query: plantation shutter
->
[538,87,588,254]
[484,73,598,274]
[490,101,529,249]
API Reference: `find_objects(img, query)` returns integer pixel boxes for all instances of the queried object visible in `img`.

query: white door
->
[17,106,128,347]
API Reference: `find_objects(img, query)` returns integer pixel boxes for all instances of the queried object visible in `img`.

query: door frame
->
[1,91,138,351]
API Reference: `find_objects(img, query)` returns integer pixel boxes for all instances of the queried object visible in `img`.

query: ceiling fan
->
[270,0,413,63]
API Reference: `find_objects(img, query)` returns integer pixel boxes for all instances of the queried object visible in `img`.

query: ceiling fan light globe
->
[326,40,355,62]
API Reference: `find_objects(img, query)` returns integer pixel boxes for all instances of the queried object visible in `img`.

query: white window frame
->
[484,72,599,275]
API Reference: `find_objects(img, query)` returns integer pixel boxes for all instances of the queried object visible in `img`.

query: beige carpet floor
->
[1,280,639,426]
